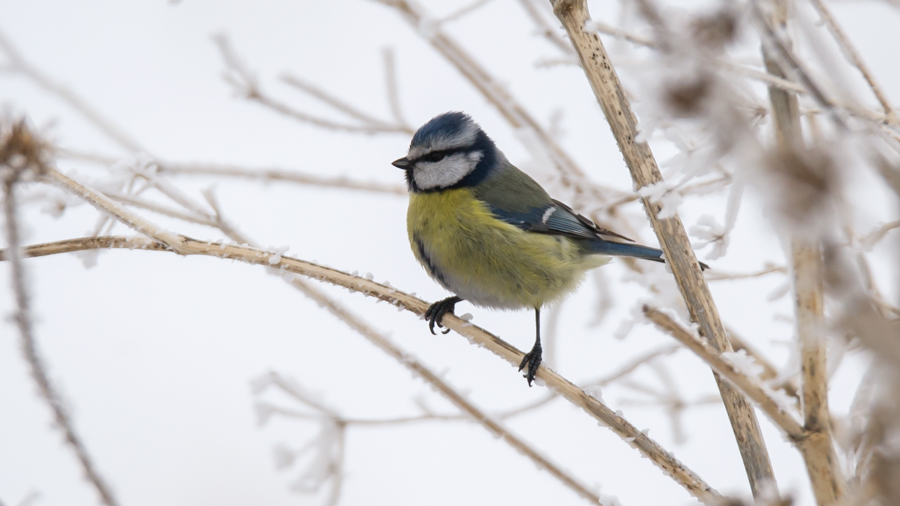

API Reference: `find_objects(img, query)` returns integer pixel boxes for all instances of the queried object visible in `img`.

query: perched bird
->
[393,112,675,386]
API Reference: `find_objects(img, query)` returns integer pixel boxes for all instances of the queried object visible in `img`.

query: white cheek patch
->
[414,151,483,190]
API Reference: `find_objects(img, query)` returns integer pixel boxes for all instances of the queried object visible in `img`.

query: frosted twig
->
[42,167,188,254]
[372,0,630,200]
[499,344,680,419]
[213,34,409,135]
[382,48,411,129]
[280,74,414,134]
[438,0,495,24]
[0,30,143,153]
[763,5,846,499]
[704,265,786,281]
[45,167,608,505]
[2,234,721,504]
[806,0,897,125]
[726,327,799,402]
[642,306,805,439]
[859,220,900,248]
[0,123,120,506]
[791,241,846,504]
[517,0,575,55]
[554,0,776,496]
[104,192,219,227]
[580,14,892,126]
[57,150,407,196]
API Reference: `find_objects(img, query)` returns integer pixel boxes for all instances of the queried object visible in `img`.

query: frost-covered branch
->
[806,0,897,126]
[642,306,804,439]
[1,233,721,504]
[371,0,635,205]
[32,156,675,504]
[0,123,120,506]
[57,150,407,196]
[213,34,412,135]
[553,0,776,496]
[0,30,143,153]
[762,3,846,499]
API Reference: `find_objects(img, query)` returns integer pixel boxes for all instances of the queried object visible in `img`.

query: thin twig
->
[806,0,897,125]
[382,48,411,129]
[2,234,721,504]
[553,0,776,496]
[104,192,219,227]
[792,241,846,504]
[0,30,143,153]
[56,150,407,196]
[762,4,846,499]
[0,125,120,506]
[212,34,410,135]
[643,306,805,439]
[42,167,188,254]
[439,0,495,24]
[726,327,799,402]
[705,265,787,281]
[517,0,576,55]
[43,166,611,504]
[372,0,624,198]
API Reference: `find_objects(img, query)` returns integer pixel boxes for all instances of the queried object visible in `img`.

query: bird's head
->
[392,112,500,193]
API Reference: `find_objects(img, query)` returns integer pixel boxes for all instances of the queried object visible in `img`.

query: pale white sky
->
[1,1,898,505]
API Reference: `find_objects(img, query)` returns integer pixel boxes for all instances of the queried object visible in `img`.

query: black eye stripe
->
[414,149,460,163]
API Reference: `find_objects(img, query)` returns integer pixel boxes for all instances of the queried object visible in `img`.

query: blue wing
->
[488,199,668,263]
[473,162,676,265]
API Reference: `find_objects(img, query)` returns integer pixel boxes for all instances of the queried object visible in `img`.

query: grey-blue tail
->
[588,240,664,263]
[586,239,710,270]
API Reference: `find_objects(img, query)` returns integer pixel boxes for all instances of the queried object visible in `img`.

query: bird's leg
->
[424,296,462,335]
[518,308,543,387]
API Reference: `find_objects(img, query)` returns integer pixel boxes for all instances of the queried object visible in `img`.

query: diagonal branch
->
[642,307,805,439]
[0,30,143,153]
[1,124,120,506]
[806,0,897,125]
[551,0,777,497]
[1,234,722,504]
[762,3,846,501]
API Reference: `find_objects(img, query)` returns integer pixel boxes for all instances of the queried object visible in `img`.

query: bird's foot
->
[518,342,543,387]
[424,296,462,335]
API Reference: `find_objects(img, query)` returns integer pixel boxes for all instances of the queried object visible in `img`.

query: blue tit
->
[393,112,676,386]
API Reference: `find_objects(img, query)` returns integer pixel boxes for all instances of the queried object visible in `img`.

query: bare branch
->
[0,30,143,153]
[439,0,495,24]
[1,123,120,506]
[42,167,189,254]
[279,73,414,134]
[705,265,787,282]
[37,165,611,504]
[517,0,576,55]
[806,0,897,125]
[2,234,721,504]
[382,48,411,129]
[57,150,407,196]
[643,306,805,439]
[763,3,846,499]
[792,241,846,504]
[553,0,777,496]
[212,34,408,135]
[372,0,628,199]
[104,192,220,227]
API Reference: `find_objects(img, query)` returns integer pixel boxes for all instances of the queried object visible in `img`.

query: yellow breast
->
[406,188,608,309]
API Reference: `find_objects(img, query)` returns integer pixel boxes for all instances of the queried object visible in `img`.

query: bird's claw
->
[424,296,461,335]
[518,343,543,387]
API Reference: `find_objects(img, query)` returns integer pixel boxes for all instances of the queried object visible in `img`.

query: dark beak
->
[392,157,411,169]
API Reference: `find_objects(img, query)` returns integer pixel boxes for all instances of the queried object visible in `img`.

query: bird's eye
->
[423,152,447,163]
